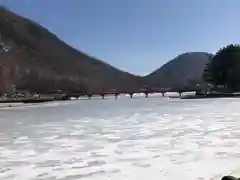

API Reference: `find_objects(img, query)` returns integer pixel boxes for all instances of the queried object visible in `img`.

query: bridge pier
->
[114,93,119,100]
[144,92,148,98]
[62,95,70,100]
[87,94,92,100]
[178,92,182,97]
[100,93,105,99]
[129,93,134,98]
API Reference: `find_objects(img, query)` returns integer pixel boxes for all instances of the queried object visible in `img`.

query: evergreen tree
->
[202,44,240,91]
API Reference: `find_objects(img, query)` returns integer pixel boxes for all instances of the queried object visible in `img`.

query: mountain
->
[145,52,213,89]
[0,7,141,95]
[0,7,215,95]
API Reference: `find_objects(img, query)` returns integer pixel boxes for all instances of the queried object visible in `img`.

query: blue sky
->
[0,0,240,75]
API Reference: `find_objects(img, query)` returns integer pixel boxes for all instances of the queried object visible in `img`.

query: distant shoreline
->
[0,96,63,104]
[180,92,240,99]
[0,102,25,108]
[1,92,239,107]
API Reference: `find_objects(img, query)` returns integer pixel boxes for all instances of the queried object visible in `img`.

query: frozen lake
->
[0,96,240,180]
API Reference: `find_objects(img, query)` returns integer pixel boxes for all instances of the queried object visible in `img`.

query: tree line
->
[202,44,240,92]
